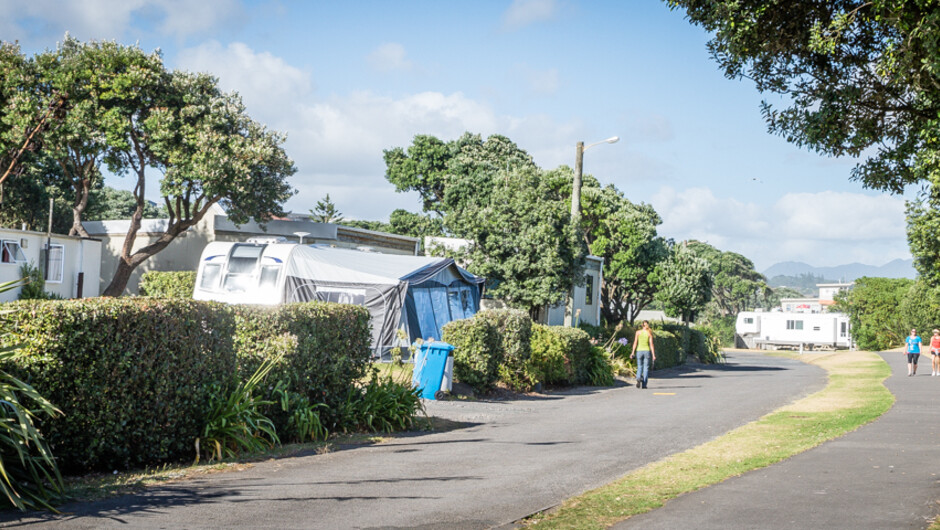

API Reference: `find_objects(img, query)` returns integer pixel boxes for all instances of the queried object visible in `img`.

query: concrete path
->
[616,351,940,530]
[0,353,825,529]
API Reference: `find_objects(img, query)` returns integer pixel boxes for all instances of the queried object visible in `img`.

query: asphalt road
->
[1,352,825,529]
[615,351,940,530]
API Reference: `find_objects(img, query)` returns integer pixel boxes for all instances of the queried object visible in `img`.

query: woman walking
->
[930,329,940,376]
[630,320,656,389]
[906,328,922,377]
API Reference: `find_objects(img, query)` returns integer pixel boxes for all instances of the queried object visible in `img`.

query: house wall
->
[544,256,604,327]
[0,228,101,302]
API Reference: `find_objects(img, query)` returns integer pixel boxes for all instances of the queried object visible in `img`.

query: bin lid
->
[420,341,455,354]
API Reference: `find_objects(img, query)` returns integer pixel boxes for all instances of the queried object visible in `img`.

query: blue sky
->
[1,0,913,270]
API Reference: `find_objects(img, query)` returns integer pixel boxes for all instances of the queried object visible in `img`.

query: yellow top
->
[636,329,651,351]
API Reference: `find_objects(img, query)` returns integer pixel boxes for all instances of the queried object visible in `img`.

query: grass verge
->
[523,350,894,529]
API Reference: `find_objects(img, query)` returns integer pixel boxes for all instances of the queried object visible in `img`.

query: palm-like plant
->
[0,278,64,511]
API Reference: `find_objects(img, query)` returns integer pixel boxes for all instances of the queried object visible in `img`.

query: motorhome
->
[735,310,852,350]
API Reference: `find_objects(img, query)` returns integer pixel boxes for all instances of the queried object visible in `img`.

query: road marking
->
[653,392,676,396]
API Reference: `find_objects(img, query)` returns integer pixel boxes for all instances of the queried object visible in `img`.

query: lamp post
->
[571,136,619,223]
[566,136,618,327]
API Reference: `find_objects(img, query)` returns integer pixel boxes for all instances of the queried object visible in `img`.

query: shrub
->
[527,324,572,385]
[1,298,237,473]
[0,278,64,511]
[583,346,615,386]
[139,270,197,299]
[337,375,424,433]
[232,303,372,431]
[651,329,682,369]
[475,309,533,390]
[442,318,502,393]
[199,349,284,463]
[18,262,62,301]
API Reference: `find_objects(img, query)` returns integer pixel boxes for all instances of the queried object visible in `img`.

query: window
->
[786,320,804,330]
[200,263,222,290]
[1,240,25,264]
[258,265,281,290]
[43,244,64,283]
[744,317,754,324]
[585,274,594,305]
[840,322,847,337]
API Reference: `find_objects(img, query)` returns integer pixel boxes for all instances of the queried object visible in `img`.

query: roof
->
[298,245,445,282]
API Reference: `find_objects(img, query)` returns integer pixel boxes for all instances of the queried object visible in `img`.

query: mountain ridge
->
[763,259,916,282]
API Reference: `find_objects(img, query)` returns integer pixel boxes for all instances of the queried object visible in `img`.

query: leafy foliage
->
[85,186,166,221]
[473,309,533,389]
[199,348,284,463]
[581,181,669,324]
[834,277,913,350]
[687,241,769,317]
[655,242,713,323]
[138,270,197,299]
[18,262,62,300]
[231,303,373,431]
[442,318,502,393]
[0,278,64,512]
[1,298,238,473]
[337,374,424,434]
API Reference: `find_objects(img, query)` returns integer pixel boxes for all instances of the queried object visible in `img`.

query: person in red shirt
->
[930,329,940,376]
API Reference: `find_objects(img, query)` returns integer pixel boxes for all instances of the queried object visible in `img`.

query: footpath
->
[616,350,940,530]
[0,352,823,529]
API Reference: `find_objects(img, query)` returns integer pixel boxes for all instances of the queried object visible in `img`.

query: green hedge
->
[474,309,532,389]
[528,323,574,385]
[1,299,237,473]
[442,318,501,393]
[231,303,373,429]
[139,270,197,299]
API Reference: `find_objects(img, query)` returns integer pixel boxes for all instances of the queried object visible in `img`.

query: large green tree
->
[581,181,669,324]
[668,1,940,281]
[687,240,770,317]
[655,242,714,324]
[449,166,584,317]
[834,276,913,350]
[310,193,344,224]
[384,132,536,215]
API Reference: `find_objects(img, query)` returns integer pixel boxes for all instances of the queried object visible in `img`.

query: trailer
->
[735,310,852,350]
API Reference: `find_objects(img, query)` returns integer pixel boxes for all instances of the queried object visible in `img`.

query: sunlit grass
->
[524,351,894,529]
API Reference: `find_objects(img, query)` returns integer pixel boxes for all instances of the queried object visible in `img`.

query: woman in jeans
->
[630,320,656,389]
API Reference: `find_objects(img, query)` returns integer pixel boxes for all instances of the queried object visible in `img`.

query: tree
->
[687,241,769,317]
[84,185,166,221]
[101,70,294,296]
[655,242,713,324]
[310,193,344,224]
[452,166,584,317]
[384,132,536,215]
[668,1,940,282]
[581,181,669,324]
[834,276,913,350]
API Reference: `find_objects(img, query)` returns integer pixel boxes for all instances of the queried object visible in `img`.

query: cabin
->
[735,282,854,350]
[0,227,101,302]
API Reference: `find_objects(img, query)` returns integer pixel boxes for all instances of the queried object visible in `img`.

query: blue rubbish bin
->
[411,341,455,400]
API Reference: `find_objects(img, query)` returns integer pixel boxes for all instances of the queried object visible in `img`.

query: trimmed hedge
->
[442,318,501,393]
[1,299,237,473]
[474,309,532,389]
[139,270,197,299]
[528,323,574,385]
[231,303,373,429]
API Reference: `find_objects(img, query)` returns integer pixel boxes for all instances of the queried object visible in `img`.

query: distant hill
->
[762,259,916,283]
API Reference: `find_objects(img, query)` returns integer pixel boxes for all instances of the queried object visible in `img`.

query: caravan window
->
[259,265,281,290]
[43,244,64,283]
[223,244,264,293]
[200,263,222,290]
[786,320,804,330]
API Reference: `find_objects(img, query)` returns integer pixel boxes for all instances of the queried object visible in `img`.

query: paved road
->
[617,351,940,530]
[1,352,825,529]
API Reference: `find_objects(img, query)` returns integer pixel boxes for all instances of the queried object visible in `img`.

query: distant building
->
[84,204,420,295]
[0,227,101,302]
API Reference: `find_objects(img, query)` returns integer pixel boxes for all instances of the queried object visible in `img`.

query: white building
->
[0,227,101,302]
[735,282,854,350]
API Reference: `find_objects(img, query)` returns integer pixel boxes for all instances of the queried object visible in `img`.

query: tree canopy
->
[310,193,344,224]
[655,242,714,323]
[1,37,296,295]
[687,240,769,317]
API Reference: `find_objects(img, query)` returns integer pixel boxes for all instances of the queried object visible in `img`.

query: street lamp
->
[571,136,619,222]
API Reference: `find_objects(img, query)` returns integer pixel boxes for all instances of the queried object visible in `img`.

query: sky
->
[0,0,916,271]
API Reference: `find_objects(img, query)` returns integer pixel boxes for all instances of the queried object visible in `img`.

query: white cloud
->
[501,0,558,30]
[0,0,239,43]
[367,42,413,73]
[651,187,910,270]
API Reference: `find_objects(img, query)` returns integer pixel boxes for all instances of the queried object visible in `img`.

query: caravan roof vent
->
[246,236,288,244]
[356,246,376,253]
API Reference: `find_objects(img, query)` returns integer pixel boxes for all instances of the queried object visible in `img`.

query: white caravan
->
[735,310,852,350]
